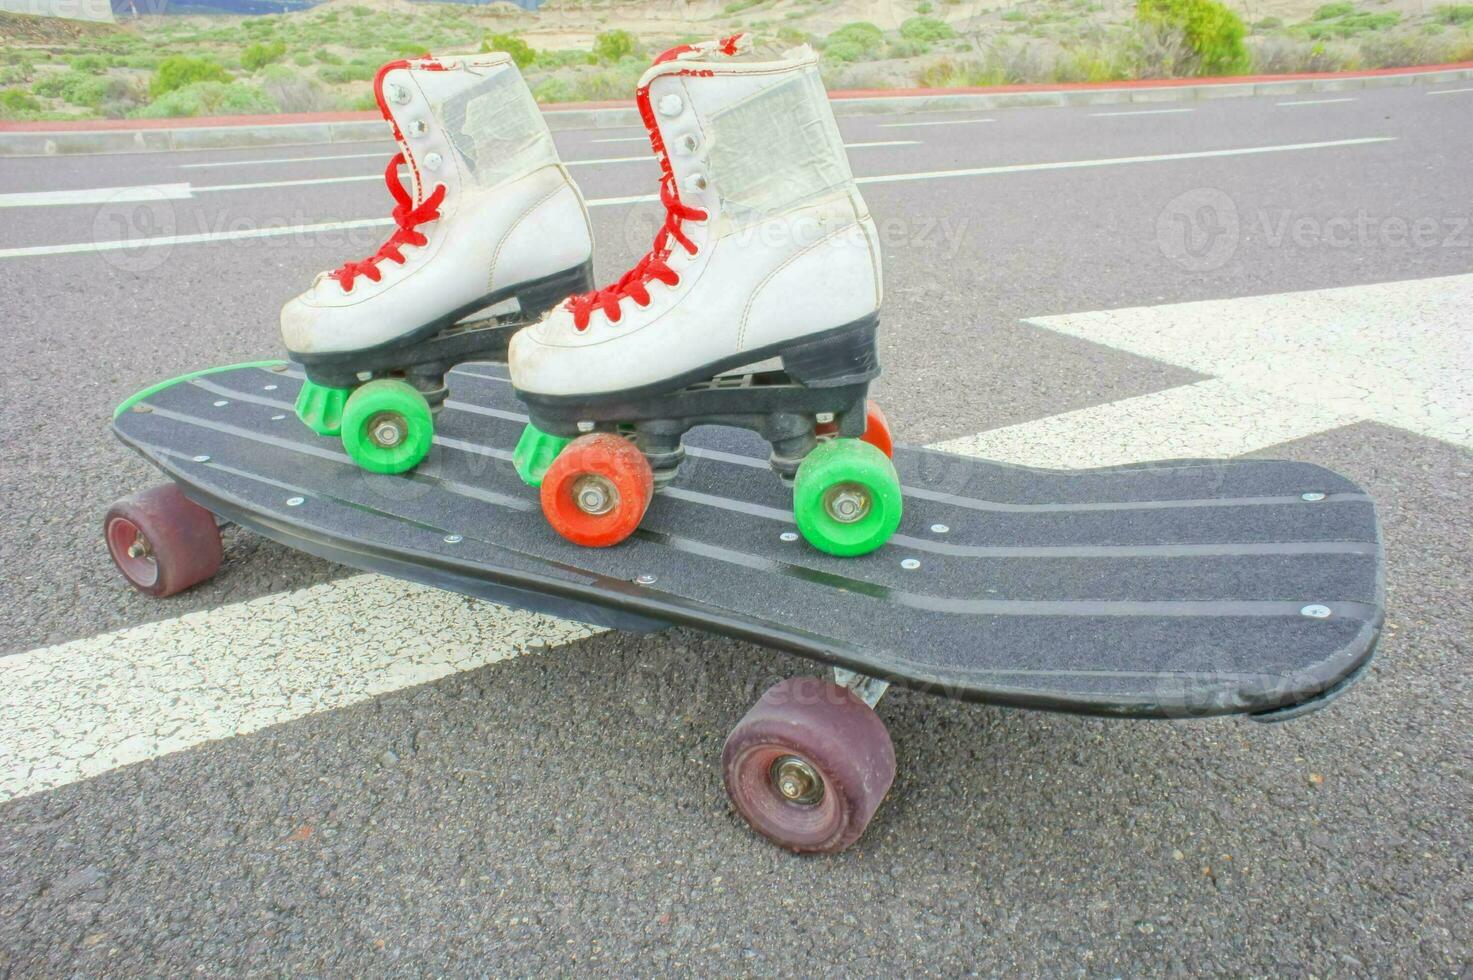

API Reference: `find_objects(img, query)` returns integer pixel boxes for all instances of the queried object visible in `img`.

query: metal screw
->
[771,756,823,805]
[263,384,278,391]
[370,415,405,448]
[780,531,799,542]
[286,497,305,507]
[444,534,463,544]
[1301,604,1332,619]
[901,558,921,570]
[576,420,595,433]
[270,414,286,421]
[213,400,228,407]
[423,151,443,170]
[192,454,210,463]
[635,573,657,586]
[572,475,617,516]
[126,535,152,560]
[930,523,950,534]
[1301,492,1326,502]
[814,412,835,424]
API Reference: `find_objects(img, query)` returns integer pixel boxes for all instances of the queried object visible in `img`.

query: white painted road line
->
[1427,87,1473,95]
[179,150,390,169]
[0,137,1395,258]
[1026,273,1473,449]
[1089,108,1194,117]
[0,575,600,802]
[0,183,192,209]
[877,117,994,128]
[856,136,1394,187]
[1277,97,1357,106]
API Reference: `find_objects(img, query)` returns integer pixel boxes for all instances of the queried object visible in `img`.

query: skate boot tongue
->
[330,152,445,291]
[564,34,756,331]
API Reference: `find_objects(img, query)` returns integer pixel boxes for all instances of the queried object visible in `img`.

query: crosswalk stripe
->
[0,575,598,802]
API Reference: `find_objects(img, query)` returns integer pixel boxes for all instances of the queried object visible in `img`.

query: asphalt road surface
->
[2,82,1470,974]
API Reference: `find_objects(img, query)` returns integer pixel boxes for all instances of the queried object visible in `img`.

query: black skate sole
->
[292,260,593,390]
[516,314,882,480]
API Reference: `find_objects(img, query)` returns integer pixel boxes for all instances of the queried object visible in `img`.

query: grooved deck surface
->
[113,363,1383,718]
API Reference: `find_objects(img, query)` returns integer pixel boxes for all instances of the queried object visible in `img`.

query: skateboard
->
[107,361,1383,852]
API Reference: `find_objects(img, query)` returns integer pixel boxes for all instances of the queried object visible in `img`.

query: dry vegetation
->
[2,0,1470,120]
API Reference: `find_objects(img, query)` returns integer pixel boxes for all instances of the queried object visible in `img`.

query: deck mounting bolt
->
[635,574,657,586]
[286,497,305,507]
[1301,604,1332,619]
[901,558,921,570]
[780,531,799,542]
[930,523,949,534]
[1301,492,1326,502]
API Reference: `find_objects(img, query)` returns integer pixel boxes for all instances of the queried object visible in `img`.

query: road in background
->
[0,84,1469,973]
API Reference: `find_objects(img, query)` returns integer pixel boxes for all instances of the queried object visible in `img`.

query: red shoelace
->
[331,152,446,291]
[566,171,707,330]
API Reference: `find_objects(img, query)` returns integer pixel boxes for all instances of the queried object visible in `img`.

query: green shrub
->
[901,15,957,42]
[134,80,276,118]
[70,53,107,74]
[293,52,312,66]
[149,55,230,98]
[886,38,931,57]
[824,40,868,61]
[829,21,885,55]
[242,40,287,71]
[915,0,932,11]
[591,29,638,64]
[318,62,377,84]
[1136,0,1250,74]
[1312,1,1354,19]
[314,48,344,65]
[1253,16,1282,29]
[482,32,535,68]
[258,64,337,112]
[1436,4,1473,24]
[532,76,575,102]
[0,86,41,118]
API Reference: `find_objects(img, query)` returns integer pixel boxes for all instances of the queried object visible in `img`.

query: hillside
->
[2,0,1470,121]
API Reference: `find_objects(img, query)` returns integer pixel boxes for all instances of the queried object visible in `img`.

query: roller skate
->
[507,36,901,557]
[282,53,595,474]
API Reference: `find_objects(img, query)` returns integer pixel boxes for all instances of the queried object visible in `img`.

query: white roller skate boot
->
[508,36,900,556]
[283,53,594,474]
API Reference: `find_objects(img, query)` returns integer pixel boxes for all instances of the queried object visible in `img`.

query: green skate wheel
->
[340,379,434,474]
[513,422,572,487]
[793,439,903,557]
[295,379,352,437]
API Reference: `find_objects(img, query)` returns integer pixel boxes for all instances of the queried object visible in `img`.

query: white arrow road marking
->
[1023,273,1473,450]
[0,136,1394,250]
[0,183,193,208]
[933,377,1359,468]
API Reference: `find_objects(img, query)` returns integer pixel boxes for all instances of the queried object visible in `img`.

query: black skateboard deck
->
[113,362,1383,721]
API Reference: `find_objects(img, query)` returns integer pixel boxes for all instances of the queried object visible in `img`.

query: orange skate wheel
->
[540,432,655,548]
[816,401,894,459]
